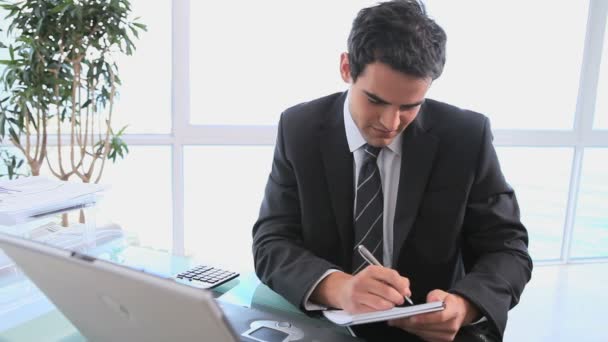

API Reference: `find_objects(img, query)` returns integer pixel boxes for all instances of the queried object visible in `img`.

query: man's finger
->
[363,265,411,298]
[410,307,459,327]
[426,289,447,303]
[364,278,407,305]
[357,292,395,311]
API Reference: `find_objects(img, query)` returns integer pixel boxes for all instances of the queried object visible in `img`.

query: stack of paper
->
[0,176,109,225]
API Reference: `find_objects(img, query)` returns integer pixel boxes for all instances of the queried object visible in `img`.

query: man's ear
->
[340,52,352,84]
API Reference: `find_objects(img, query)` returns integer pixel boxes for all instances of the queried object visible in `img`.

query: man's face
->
[340,53,432,148]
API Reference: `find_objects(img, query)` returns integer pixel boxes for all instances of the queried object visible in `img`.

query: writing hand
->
[313,265,411,314]
[387,289,480,342]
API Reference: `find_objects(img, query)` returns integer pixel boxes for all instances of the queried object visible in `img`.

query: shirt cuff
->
[301,269,340,311]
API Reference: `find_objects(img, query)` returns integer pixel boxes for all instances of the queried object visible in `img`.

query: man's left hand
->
[387,289,480,342]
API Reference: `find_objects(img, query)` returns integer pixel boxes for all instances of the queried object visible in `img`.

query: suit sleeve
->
[252,114,341,309]
[450,117,533,337]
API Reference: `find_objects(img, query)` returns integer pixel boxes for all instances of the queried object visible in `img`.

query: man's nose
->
[379,108,401,131]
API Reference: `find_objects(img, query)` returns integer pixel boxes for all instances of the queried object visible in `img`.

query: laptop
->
[0,233,360,341]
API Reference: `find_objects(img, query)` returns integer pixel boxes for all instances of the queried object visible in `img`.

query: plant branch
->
[56,110,67,175]
[93,69,115,183]
[34,107,41,159]
[37,107,47,169]
[24,103,30,158]
[9,136,28,163]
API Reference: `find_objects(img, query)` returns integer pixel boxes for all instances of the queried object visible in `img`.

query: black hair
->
[347,0,447,81]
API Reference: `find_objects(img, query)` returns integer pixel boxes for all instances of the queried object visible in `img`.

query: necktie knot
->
[363,144,381,159]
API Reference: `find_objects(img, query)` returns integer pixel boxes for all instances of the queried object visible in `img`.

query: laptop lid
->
[0,233,238,342]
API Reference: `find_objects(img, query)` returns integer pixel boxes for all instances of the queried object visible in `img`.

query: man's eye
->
[367,97,381,105]
[399,105,418,112]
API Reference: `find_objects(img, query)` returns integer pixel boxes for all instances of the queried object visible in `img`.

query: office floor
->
[504,262,607,341]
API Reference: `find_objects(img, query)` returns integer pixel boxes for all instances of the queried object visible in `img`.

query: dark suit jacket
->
[252,92,532,341]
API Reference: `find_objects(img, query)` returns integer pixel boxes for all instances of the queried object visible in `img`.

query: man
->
[252,1,532,341]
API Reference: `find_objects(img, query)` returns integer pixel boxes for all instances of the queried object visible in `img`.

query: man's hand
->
[311,265,411,313]
[387,289,480,342]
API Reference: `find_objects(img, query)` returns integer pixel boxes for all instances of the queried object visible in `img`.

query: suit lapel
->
[320,93,355,271]
[392,105,439,266]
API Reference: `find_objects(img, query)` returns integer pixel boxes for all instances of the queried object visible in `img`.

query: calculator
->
[174,265,239,289]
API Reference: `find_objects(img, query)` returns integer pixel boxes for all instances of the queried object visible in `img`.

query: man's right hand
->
[311,265,411,313]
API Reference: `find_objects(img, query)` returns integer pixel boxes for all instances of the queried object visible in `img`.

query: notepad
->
[322,301,445,326]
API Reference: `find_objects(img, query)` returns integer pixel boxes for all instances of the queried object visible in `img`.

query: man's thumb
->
[426,289,446,302]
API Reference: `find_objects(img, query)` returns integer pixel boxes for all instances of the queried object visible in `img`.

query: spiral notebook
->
[323,301,445,326]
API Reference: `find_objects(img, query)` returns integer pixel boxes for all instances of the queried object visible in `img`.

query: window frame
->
[2,0,606,263]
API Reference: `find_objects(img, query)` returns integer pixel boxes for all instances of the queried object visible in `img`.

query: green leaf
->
[132,22,146,31]
[8,127,19,143]
[50,2,71,14]
[116,124,128,136]
[129,26,139,39]
[0,114,6,138]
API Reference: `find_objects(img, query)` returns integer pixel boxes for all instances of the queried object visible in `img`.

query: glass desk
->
[0,207,352,340]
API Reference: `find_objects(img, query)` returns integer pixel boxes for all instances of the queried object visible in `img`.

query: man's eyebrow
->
[363,91,391,105]
[363,90,424,109]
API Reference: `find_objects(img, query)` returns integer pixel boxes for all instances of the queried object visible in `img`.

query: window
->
[111,0,172,134]
[189,0,378,125]
[0,147,28,178]
[0,2,171,135]
[496,147,573,260]
[425,1,588,130]
[594,19,608,129]
[0,7,10,95]
[1,2,607,265]
[183,146,273,271]
[40,146,173,251]
[571,149,608,258]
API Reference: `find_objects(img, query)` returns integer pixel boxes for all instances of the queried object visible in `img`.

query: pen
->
[357,244,414,306]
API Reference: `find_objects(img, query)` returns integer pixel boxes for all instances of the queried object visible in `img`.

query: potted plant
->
[0,0,146,223]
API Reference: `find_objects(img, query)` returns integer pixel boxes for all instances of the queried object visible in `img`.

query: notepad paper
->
[323,301,445,326]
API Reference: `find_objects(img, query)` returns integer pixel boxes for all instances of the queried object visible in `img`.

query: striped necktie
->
[352,144,384,273]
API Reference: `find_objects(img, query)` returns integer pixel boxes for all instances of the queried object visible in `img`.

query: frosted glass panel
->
[184,146,273,272]
[496,147,573,260]
[190,0,377,125]
[426,0,587,130]
[571,149,608,258]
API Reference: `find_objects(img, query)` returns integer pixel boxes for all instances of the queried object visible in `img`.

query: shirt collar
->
[343,89,403,156]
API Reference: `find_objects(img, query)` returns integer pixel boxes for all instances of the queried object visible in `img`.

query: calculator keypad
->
[175,265,239,289]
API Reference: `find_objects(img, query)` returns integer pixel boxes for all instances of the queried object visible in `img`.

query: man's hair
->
[347,0,447,81]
